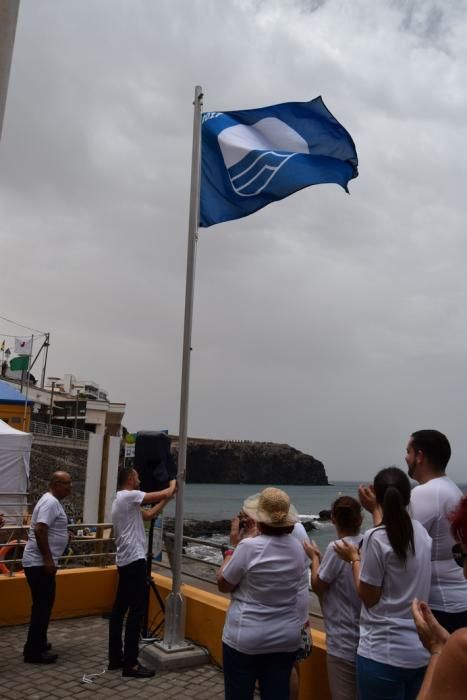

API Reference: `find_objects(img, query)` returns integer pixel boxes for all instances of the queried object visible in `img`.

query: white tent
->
[0,419,32,524]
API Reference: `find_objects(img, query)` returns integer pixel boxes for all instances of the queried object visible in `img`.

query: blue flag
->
[200,96,358,228]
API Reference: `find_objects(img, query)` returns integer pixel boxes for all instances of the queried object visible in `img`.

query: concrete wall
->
[29,436,88,522]
[0,567,117,625]
[148,574,331,700]
[29,433,120,524]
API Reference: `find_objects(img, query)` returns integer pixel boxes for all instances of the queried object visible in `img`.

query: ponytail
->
[374,467,414,562]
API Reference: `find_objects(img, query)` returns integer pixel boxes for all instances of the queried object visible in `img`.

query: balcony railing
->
[0,523,115,573]
[30,421,90,442]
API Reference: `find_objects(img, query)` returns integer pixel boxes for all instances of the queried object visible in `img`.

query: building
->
[0,380,33,430]
[44,374,122,436]
[45,374,108,402]
[0,373,125,437]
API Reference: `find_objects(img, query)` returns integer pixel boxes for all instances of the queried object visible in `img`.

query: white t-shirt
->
[112,489,146,567]
[291,521,311,625]
[318,535,362,663]
[222,533,308,654]
[23,492,69,567]
[358,520,432,669]
[409,476,467,612]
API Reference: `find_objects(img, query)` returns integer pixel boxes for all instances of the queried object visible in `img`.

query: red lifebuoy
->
[0,540,26,574]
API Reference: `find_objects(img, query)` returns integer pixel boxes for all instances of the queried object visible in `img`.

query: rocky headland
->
[171,438,328,486]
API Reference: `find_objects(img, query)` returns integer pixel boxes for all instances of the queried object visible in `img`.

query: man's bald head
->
[49,471,72,500]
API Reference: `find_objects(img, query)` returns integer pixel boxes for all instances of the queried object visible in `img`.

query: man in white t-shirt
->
[108,467,176,678]
[406,429,467,632]
[22,471,72,664]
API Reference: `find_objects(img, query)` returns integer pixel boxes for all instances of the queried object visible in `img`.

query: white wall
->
[83,433,120,524]
[105,436,120,522]
[83,433,103,523]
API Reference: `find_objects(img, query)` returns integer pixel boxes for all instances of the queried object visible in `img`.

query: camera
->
[238,511,248,530]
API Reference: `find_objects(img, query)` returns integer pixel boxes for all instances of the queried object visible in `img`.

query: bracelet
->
[350,559,361,565]
[431,651,441,657]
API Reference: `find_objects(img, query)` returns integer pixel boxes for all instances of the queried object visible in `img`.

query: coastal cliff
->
[172,438,328,485]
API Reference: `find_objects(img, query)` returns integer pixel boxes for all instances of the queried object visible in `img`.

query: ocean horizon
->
[164,480,467,555]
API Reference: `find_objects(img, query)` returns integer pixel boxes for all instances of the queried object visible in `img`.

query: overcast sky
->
[1,0,467,482]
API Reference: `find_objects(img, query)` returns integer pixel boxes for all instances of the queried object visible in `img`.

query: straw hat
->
[242,488,299,527]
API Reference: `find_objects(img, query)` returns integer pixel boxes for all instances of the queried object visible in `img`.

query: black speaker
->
[134,431,177,492]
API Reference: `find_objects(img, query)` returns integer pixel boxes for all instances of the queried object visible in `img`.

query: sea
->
[163,480,467,564]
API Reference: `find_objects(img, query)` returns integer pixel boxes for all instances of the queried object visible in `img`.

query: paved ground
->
[0,616,226,699]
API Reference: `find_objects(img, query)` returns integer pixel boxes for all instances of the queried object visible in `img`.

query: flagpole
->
[40,333,50,388]
[162,85,203,649]
[22,334,33,431]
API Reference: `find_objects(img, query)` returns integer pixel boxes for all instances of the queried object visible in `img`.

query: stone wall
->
[29,436,88,522]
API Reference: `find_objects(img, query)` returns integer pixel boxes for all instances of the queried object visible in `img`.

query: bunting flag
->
[10,355,29,371]
[14,337,33,355]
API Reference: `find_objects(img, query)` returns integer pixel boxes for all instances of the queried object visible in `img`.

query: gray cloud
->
[1,0,467,481]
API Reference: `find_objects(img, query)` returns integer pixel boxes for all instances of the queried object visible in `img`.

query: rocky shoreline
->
[164,517,324,538]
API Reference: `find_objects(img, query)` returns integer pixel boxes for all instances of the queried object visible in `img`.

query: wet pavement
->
[0,615,226,699]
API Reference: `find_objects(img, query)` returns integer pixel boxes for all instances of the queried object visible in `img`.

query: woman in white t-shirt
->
[217,488,308,700]
[335,467,432,700]
[304,496,362,700]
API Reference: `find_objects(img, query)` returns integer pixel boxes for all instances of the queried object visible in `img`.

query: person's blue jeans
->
[357,655,427,700]
[223,642,297,700]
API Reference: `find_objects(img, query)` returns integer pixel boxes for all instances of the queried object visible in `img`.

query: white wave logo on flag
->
[218,118,309,197]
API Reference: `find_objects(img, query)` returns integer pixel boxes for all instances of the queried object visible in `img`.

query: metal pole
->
[40,333,50,388]
[0,0,20,142]
[162,85,203,649]
[22,334,33,431]
[48,380,55,430]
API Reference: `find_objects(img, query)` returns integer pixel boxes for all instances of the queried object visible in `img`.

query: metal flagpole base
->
[163,591,185,647]
[139,590,209,670]
[140,641,209,671]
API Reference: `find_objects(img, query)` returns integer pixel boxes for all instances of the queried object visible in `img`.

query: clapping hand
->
[358,484,377,513]
[412,599,450,655]
[358,484,383,525]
